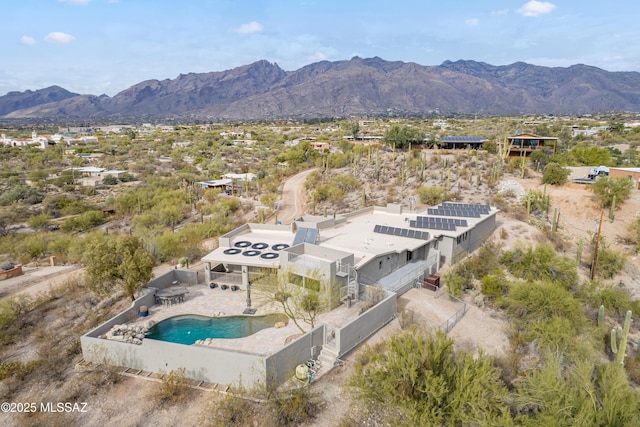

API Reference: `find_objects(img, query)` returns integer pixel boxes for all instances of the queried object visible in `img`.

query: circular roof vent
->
[242,250,261,257]
[223,248,242,255]
[271,243,290,251]
[260,252,279,260]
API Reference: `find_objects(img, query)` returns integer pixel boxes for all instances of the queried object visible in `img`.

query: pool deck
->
[130,283,367,356]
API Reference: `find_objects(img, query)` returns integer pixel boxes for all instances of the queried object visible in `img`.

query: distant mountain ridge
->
[3,57,640,120]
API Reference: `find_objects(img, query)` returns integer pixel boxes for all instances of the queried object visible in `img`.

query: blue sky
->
[2,0,639,96]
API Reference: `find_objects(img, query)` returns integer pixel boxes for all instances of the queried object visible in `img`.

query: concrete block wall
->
[335,293,397,357]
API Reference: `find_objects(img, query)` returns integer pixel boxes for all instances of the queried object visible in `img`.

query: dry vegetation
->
[2,115,640,425]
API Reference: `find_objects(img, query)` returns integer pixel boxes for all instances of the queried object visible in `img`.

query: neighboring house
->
[505,132,557,157]
[437,136,488,150]
[221,173,257,182]
[572,126,610,137]
[198,179,233,191]
[609,168,640,189]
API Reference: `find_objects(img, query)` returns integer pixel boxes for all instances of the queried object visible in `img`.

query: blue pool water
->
[145,313,288,345]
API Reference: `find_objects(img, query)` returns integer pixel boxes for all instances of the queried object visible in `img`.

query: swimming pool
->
[145,313,288,345]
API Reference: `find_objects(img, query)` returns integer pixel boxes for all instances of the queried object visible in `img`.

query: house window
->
[379,261,383,269]
[407,251,413,262]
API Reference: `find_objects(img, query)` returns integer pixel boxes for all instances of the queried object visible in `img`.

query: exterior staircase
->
[315,342,339,378]
[337,260,359,301]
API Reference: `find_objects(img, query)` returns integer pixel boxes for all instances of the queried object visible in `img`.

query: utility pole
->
[590,209,604,280]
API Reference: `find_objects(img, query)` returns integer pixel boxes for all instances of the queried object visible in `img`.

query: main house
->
[202,202,498,301]
[81,202,497,391]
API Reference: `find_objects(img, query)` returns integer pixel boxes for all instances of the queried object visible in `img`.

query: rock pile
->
[497,180,526,199]
[102,324,148,345]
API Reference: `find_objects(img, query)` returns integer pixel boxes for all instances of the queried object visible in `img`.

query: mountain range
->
[2,57,640,121]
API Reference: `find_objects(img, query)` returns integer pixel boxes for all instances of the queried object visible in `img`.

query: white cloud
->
[491,9,509,16]
[21,36,37,45]
[465,18,479,26]
[307,52,327,62]
[57,0,91,4]
[234,21,263,34]
[44,32,75,43]
[516,1,556,17]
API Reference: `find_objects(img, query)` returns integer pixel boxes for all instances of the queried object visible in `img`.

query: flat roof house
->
[437,136,488,150]
[81,202,497,391]
[202,202,498,298]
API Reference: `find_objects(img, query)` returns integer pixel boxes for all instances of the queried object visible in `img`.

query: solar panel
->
[373,225,429,240]
[292,228,306,245]
[305,228,319,244]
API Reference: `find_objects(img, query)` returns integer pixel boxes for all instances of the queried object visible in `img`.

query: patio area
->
[131,282,368,356]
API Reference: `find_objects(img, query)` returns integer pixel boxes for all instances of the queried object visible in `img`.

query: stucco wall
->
[82,336,266,388]
[265,325,325,390]
[335,292,397,357]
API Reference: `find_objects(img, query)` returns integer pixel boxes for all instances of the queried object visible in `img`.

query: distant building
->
[609,168,640,189]
[505,132,557,157]
[437,136,488,149]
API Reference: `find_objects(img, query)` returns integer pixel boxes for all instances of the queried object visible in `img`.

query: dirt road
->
[274,168,316,224]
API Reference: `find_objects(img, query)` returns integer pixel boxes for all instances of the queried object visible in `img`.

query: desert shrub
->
[0,360,40,381]
[466,239,502,279]
[481,269,509,301]
[27,212,52,231]
[501,243,577,290]
[205,393,255,427]
[61,210,105,232]
[513,358,640,425]
[595,243,627,280]
[591,176,634,208]
[500,227,509,240]
[577,280,639,317]
[313,183,345,203]
[541,162,570,185]
[0,183,43,205]
[443,269,466,297]
[102,174,118,185]
[118,172,136,182]
[349,329,511,426]
[157,368,190,405]
[416,185,445,206]
[269,388,321,427]
[328,174,360,192]
[629,215,640,252]
[501,280,587,352]
[0,295,32,345]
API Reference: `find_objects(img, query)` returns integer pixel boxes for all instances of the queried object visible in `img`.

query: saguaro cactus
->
[598,305,605,327]
[610,195,616,222]
[611,329,618,354]
[577,238,583,264]
[617,310,632,365]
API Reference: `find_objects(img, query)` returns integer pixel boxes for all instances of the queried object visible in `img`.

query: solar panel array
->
[373,225,429,240]
[427,202,490,218]
[410,216,467,231]
[438,136,487,143]
[292,227,319,245]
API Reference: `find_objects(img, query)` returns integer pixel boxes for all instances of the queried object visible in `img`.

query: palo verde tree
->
[382,124,425,149]
[253,268,331,333]
[82,233,155,300]
[590,176,634,208]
